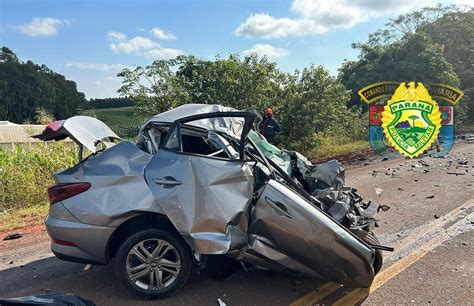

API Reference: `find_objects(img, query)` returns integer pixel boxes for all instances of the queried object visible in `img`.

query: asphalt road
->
[1,141,473,305]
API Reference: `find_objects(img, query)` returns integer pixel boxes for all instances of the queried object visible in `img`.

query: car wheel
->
[364,231,383,274]
[115,228,192,299]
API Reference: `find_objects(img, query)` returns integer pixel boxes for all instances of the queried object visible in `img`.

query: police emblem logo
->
[358,81,463,158]
[381,82,442,158]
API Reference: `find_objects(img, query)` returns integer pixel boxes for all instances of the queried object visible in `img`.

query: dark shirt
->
[259,116,281,143]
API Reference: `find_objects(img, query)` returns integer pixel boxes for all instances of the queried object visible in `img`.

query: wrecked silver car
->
[34,104,390,298]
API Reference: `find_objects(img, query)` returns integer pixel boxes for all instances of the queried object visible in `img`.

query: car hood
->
[32,116,120,153]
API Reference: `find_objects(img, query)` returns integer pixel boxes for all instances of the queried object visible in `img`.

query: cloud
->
[110,36,160,54]
[65,61,129,72]
[242,43,289,58]
[235,0,429,38]
[17,17,69,36]
[107,31,127,42]
[151,27,176,40]
[142,48,184,59]
[108,31,184,59]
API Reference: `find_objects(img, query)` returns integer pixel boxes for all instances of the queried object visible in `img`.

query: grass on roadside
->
[0,202,48,232]
[304,132,371,161]
[312,139,371,160]
[0,143,75,232]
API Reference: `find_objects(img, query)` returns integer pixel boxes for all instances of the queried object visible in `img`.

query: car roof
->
[142,104,248,138]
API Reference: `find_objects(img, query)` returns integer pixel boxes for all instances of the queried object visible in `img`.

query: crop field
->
[81,107,146,138]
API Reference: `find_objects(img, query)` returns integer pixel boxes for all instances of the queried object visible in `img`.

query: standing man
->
[259,107,281,144]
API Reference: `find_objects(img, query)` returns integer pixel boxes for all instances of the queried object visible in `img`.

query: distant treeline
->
[85,97,135,109]
[0,47,86,123]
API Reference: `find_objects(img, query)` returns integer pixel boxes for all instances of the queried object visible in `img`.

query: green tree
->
[86,97,135,109]
[118,54,364,153]
[0,47,86,123]
[338,33,460,114]
[277,65,366,151]
[358,4,456,47]
[348,4,473,122]
[421,8,474,122]
[118,54,282,116]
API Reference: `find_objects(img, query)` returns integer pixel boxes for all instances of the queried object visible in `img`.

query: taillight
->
[48,182,91,204]
[52,238,76,247]
[46,120,65,132]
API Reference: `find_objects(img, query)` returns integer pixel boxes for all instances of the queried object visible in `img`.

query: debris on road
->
[447,172,466,176]
[426,195,435,199]
[83,264,93,271]
[217,298,227,306]
[417,160,429,167]
[0,294,96,306]
[3,233,22,240]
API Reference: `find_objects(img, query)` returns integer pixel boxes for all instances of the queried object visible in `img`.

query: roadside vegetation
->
[82,106,146,139]
[0,144,75,231]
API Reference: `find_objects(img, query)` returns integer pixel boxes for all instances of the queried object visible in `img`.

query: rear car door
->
[144,112,256,254]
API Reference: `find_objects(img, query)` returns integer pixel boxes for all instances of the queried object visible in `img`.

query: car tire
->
[364,231,383,274]
[115,228,192,299]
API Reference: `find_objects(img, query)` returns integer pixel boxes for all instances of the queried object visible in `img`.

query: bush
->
[0,143,76,212]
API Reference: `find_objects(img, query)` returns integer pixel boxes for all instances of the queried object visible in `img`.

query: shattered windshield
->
[246,130,292,175]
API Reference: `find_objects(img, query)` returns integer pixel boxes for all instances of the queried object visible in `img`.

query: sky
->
[1,0,470,99]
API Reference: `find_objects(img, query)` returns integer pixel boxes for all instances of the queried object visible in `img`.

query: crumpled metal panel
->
[54,141,160,227]
[246,179,375,287]
[142,104,245,139]
[307,160,345,188]
[144,149,254,254]
[62,116,119,152]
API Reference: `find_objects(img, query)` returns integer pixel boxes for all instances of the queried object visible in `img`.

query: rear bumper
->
[45,214,115,265]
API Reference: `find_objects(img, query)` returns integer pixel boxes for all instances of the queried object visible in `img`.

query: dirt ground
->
[1,140,473,305]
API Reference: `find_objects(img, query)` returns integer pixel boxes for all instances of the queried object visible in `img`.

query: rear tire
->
[115,228,192,299]
[364,231,383,274]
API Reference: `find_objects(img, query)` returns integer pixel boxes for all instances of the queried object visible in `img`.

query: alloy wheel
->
[126,239,181,290]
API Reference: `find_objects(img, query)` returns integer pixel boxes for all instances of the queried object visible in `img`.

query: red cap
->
[265,108,273,115]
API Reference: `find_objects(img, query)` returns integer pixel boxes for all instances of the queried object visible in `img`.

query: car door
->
[246,140,376,287]
[144,112,256,255]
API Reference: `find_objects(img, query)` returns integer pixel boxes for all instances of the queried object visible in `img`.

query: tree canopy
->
[0,47,86,123]
[339,32,459,109]
[118,54,364,152]
[85,97,135,109]
[422,8,474,122]
[340,5,473,122]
